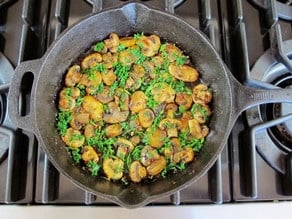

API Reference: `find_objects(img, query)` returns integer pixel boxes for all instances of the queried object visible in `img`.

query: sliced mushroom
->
[140,146,160,166]
[146,156,166,176]
[62,128,85,148]
[114,88,130,111]
[84,124,95,139]
[95,86,114,103]
[188,119,209,139]
[65,64,82,87]
[151,83,175,104]
[80,71,102,88]
[192,103,211,124]
[119,36,136,48]
[130,135,140,146]
[59,97,76,111]
[130,64,146,79]
[82,95,104,121]
[169,63,198,82]
[139,35,161,57]
[164,138,181,160]
[103,158,124,180]
[147,128,167,148]
[115,138,134,159]
[129,161,147,183]
[102,52,118,69]
[180,147,195,163]
[101,69,117,86]
[103,102,129,124]
[161,43,183,62]
[105,124,122,138]
[192,83,212,104]
[82,146,99,162]
[129,91,147,113]
[159,118,182,138]
[81,53,102,69]
[104,32,119,53]
[180,111,193,132]
[138,108,155,128]
[175,92,193,110]
[165,103,178,118]
[118,49,136,66]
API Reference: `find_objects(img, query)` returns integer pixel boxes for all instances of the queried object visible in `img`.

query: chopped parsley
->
[93,41,105,52]
[87,160,101,176]
[56,111,72,136]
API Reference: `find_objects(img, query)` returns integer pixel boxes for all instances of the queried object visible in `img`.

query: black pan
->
[7,2,292,208]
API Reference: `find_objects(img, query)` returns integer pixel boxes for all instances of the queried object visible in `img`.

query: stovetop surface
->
[0,0,292,206]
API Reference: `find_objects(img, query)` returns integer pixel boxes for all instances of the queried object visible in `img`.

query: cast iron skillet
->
[7,2,292,208]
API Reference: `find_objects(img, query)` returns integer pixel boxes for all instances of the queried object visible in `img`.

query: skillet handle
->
[7,59,41,133]
[231,77,292,118]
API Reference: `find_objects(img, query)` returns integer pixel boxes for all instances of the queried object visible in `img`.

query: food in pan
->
[56,32,212,183]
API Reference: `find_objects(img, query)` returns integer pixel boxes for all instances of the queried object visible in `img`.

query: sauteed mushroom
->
[56,32,213,183]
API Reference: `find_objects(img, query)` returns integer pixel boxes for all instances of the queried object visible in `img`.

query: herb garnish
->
[57,111,72,136]
[93,42,105,52]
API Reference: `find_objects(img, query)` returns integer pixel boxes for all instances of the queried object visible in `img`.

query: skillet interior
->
[34,3,232,207]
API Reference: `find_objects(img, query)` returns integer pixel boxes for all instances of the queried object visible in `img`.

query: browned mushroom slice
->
[180,147,195,163]
[59,97,76,111]
[81,53,102,69]
[146,156,167,176]
[159,118,182,138]
[62,128,85,148]
[101,69,117,86]
[130,64,146,79]
[138,35,161,57]
[104,124,122,138]
[84,124,95,139]
[129,91,147,113]
[115,138,134,159]
[164,138,182,160]
[175,92,193,110]
[102,52,118,69]
[162,43,183,62]
[80,71,103,89]
[114,88,130,111]
[103,102,129,124]
[95,86,114,103]
[192,83,212,104]
[140,146,160,166]
[192,103,211,124]
[65,64,82,87]
[118,49,136,66]
[82,146,99,162]
[165,103,178,118]
[147,128,167,148]
[188,119,209,139]
[104,32,119,53]
[119,36,136,48]
[138,108,155,128]
[168,63,198,82]
[151,83,175,104]
[82,95,104,121]
[129,161,147,183]
[180,111,193,131]
[103,157,124,180]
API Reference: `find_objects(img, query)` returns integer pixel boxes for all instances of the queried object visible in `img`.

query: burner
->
[0,52,14,162]
[246,40,292,174]
[265,75,292,152]
[250,0,292,20]
[85,0,186,8]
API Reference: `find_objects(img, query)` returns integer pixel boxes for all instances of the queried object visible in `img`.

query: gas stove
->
[0,0,291,206]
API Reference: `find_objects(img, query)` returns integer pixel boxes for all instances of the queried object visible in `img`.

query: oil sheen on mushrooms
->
[56,32,213,183]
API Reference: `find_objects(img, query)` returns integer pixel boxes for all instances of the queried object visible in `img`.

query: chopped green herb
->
[175,54,188,65]
[71,148,82,164]
[87,160,101,176]
[56,111,72,136]
[134,32,144,40]
[118,44,126,51]
[93,41,105,52]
